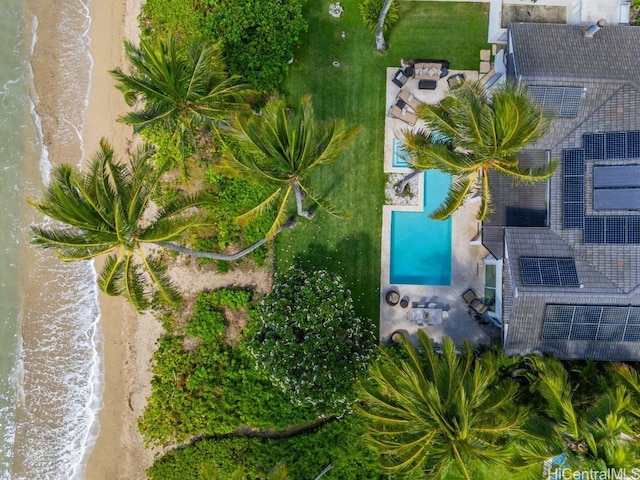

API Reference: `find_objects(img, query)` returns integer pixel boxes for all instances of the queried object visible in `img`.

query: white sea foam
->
[7,0,104,478]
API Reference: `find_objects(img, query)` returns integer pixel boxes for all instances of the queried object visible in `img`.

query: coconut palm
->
[356,332,528,479]
[403,80,556,220]
[110,35,250,147]
[220,95,361,238]
[517,357,640,477]
[29,139,292,312]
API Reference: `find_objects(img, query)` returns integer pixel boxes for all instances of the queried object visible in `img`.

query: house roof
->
[499,22,640,360]
[509,23,640,84]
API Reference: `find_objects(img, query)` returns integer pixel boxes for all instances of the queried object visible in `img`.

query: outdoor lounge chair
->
[461,288,489,315]
[399,296,410,308]
[397,89,423,111]
[391,69,410,88]
[389,105,417,126]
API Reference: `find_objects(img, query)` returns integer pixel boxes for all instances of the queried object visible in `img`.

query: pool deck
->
[380,67,501,348]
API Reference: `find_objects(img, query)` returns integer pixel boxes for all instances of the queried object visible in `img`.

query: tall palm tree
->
[29,140,293,312]
[403,80,556,220]
[356,332,528,479]
[110,35,250,147]
[220,95,361,238]
[518,357,640,477]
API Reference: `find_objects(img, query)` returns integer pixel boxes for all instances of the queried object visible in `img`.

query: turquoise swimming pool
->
[390,169,452,285]
[392,138,411,168]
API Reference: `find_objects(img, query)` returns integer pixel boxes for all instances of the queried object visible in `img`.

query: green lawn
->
[276,1,489,323]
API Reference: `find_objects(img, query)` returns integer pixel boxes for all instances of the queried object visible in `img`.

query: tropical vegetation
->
[28,141,292,311]
[220,95,360,238]
[110,35,250,154]
[357,332,528,479]
[515,357,640,476]
[402,80,557,221]
[247,267,376,415]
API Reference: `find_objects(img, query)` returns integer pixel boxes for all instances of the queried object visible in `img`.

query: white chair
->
[428,303,436,309]
[442,311,449,320]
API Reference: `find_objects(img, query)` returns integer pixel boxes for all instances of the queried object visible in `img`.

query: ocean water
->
[0,0,103,478]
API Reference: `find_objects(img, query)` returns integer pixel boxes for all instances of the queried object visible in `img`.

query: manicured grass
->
[276,1,489,323]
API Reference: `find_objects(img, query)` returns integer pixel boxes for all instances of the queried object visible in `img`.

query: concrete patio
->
[380,66,501,348]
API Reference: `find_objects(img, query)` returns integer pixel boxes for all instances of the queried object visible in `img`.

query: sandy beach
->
[79,1,158,478]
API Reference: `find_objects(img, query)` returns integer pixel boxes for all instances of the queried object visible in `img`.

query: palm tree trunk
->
[291,178,315,219]
[155,217,297,261]
[396,170,420,195]
[375,0,394,52]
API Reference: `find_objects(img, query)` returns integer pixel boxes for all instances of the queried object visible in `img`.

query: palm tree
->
[356,332,528,479]
[518,357,640,476]
[29,140,294,312]
[110,35,250,147]
[403,80,556,221]
[220,95,361,238]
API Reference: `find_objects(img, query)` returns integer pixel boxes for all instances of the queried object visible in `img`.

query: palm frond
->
[428,173,477,220]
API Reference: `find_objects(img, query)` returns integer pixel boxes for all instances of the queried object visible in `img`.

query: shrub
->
[147,414,383,480]
[247,268,377,416]
[360,0,399,34]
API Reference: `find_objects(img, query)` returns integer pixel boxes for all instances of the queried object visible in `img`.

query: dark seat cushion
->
[392,69,409,88]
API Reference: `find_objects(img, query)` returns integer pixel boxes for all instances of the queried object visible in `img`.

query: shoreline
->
[80,1,160,479]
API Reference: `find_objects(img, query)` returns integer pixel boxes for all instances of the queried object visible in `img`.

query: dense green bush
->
[200,0,307,92]
[147,414,383,480]
[139,289,317,445]
[141,0,307,92]
[248,268,377,416]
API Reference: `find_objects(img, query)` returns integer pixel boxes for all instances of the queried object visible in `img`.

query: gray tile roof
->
[499,23,640,360]
[509,23,640,84]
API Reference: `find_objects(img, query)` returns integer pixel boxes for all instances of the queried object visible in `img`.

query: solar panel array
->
[528,86,583,117]
[542,304,640,342]
[520,257,580,287]
[562,149,584,228]
[584,131,640,160]
[583,216,640,244]
[562,131,640,241]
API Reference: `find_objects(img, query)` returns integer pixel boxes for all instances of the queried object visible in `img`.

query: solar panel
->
[563,203,584,229]
[594,188,640,211]
[627,131,640,158]
[542,304,640,342]
[584,217,605,243]
[562,149,585,229]
[584,133,606,159]
[605,132,627,159]
[528,86,583,117]
[520,257,580,287]
[606,216,626,243]
[563,149,584,175]
[628,217,640,243]
[563,176,583,202]
[593,165,640,188]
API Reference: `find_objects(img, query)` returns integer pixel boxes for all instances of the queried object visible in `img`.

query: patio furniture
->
[447,73,465,89]
[461,288,489,315]
[389,105,417,126]
[414,62,442,80]
[400,296,410,308]
[392,69,410,88]
[408,307,443,325]
[385,289,400,306]
[442,310,449,320]
[397,89,422,111]
[428,302,436,309]
[418,79,437,90]
[391,329,409,344]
